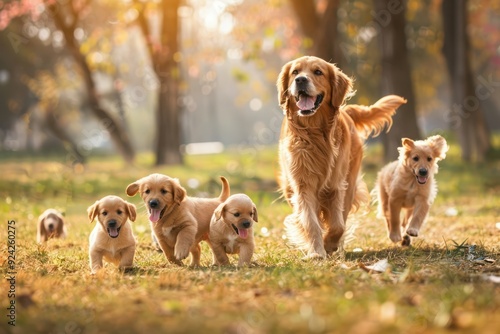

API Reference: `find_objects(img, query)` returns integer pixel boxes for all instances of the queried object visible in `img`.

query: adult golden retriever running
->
[277,56,406,259]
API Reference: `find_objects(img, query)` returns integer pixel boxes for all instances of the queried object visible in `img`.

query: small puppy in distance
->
[210,194,257,267]
[87,195,137,274]
[37,208,67,243]
[375,135,449,246]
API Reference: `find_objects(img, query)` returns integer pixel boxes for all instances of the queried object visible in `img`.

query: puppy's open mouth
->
[295,92,324,116]
[231,224,249,239]
[416,175,428,185]
[107,226,121,238]
[149,207,166,223]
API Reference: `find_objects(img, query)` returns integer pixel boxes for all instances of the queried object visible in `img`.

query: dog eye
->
[314,69,323,75]
[413,156,419,162]
[102,211,108,216]
[145,189,150,194]
[117,210,123,215]
[161,189,168,195]
[234,213,240,217]
[292,69,298,75]
[427,157,432,162]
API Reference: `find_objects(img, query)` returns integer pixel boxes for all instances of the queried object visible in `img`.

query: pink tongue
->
[108,227,119,238]
[297,95,315,110]
[149,209,161,222]
[417,176,428,184]
[238,228,249,239]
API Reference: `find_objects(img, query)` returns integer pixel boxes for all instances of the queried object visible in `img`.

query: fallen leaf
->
[482,275,500,283]
[359,258,390,273]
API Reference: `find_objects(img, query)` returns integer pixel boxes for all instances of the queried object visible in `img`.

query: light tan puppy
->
[277,55,406,259]
[87,195,137,274]
[37,208,67,243]
[209,194,258,267]
[375,135,449,246]
[126,174,230,266]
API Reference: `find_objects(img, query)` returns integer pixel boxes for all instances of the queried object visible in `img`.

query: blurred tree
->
[135,0,183,166]
[442,0,491,162]
[373,0,421,161]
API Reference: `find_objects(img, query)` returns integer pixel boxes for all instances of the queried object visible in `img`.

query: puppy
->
[87,195,137,273]
[209,194,257,266]
[277,55,406,259]
[126,174,230,266]
[37,208,67,243]
[375,135,449,246]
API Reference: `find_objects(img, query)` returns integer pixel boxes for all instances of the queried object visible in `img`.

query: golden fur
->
[126,174,230,266]
[87,195,137,274]
[37,208,67,243]
[277,56,406,259]
[375,135,449,245]
[209,194,257,266]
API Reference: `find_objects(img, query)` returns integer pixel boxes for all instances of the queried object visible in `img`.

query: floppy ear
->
[171,179,186,205]
[398,138,415,164]
[330,64,353,108]
[252,205,258,223]
[126,181,140,197]
[277,61,292,112]
[125,202,137,222]
[37,214,47,243]
[213,202,225,221]
[402,138,415,150]
[55,214,64,235]
[427,135,449,160]
[87,201,100,223]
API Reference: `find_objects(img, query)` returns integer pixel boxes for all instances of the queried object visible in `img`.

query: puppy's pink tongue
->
[149,209,161,223]
[238,228,249,239]
[297,95,315,111]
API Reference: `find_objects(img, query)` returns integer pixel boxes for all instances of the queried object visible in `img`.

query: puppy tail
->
[344,95,407,139]
[351,174,370,214]
[218,176,231,202]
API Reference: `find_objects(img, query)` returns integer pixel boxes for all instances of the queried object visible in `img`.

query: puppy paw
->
[389,232,402,243]
[302,251,326,261]
[406,228,419,237]
[174,248,190,261]
[401,235,411,247]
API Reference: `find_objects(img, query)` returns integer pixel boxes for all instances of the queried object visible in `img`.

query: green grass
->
[1,142,499,333]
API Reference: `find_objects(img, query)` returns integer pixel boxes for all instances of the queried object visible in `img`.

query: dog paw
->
[401,235,411,247]
[302,251,326,261]
[389,232,402,243]
[175,248,190,261]
[406,228,419,237]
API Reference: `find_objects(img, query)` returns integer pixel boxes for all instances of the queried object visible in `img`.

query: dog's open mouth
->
[416,175,428,185]
[149,207,166,223]
[107,226,121,238]
[295,92,324,116]
[231,224,249,239]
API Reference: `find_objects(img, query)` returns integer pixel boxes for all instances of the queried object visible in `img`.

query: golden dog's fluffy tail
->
[218,176,231,202]
[343,95,407,139]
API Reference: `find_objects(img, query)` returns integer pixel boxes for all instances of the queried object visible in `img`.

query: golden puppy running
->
[277,55,406,259]
[37,208,67,243]
[126,174,230,266]
[375,135,449,246]
[209,194,257,266]
[87,195,137,274]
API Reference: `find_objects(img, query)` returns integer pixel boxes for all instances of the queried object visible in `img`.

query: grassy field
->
[0,141,499,334]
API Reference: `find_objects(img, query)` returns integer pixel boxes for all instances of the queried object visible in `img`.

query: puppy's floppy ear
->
[277,61,292,113]
[252,205,258,223]
[37,214,47,243]
[171,178,186,205]
[398,138,415,164]
[402,138,415,150]
[125,201,137,222]
[427,135,449,160]
[126,181,140,197]
[55,214,64,235]
[330,64,353,108]
[87,201,100,223]
[213,202,225,221]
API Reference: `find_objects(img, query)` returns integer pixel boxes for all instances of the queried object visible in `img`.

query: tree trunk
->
[45,110,86,163]
[373,0,421,162]
[49,3,135,164]
[441,0,491,162]
[154,0,183,165]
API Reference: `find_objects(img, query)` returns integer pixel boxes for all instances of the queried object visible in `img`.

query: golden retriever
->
[87,195,137,274]
[277,55,406,259]
[126,174,230,266]
[209,194,257,266]
[37,208,67,243]
[375,135,449,246]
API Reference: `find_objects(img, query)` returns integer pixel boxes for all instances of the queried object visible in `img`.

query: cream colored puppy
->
[375,135,448,246]
[87,195,137,274]
[209,194,257,266]
[37,208,67,243]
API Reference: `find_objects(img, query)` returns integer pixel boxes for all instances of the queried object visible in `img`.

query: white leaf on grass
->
[445,207,458,217]
[359,258,390,273]
[496,222,500,230]
[483,275,500,284]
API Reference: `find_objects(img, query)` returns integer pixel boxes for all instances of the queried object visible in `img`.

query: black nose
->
[295,76,308,90]
[108,220,117,228]
[48,223,54,230]
[149,199,159,208]
[419,168,428,176]
[242,221,251,228]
